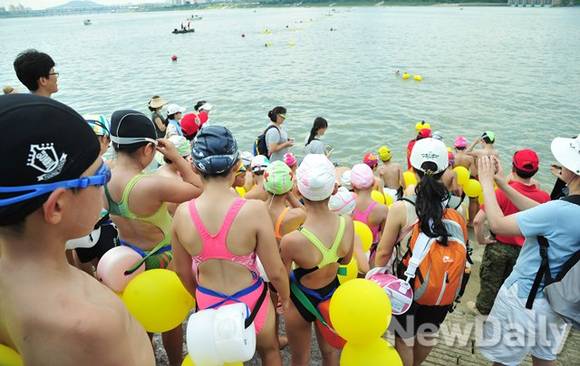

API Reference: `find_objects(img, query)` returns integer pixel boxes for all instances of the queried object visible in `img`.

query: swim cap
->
[350,163,374,190]
[84,114,110,137]
[432,131,443,141]
[340,170,352,190]
[0,94,100,219]
[155,135,191,165]
[417,128,432,140]
[551,135,580,175]
[482,131,496,144]
[410,138,448,174]
[251,155,270,173]
[296,154,336,201]
[454,136,468,149]
[448,151,455,166]
[191,125,239,175]
[363,153,379,169]
[264,161,294,195]
[240,151,253,168]
[415,120,431,132]
[329,187,357,215]
[378,146,392,162]
[180,113,202,139]
[110,110,157,145]
[283,152,297,167]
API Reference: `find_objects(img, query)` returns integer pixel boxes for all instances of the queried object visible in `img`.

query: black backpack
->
[253,125,279,157]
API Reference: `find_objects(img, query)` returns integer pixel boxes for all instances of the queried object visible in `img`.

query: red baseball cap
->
[180,113,201,138]
[513,149,539,173]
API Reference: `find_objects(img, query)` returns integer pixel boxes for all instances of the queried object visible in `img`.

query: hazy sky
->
[1,0,163,10]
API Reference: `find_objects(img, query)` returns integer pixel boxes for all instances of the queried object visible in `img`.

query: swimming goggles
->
[0,162,111,207]
[87,119,110,137]
[110,136,158,146]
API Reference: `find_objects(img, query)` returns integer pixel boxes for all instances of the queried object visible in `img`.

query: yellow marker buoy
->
[414,74,423,81]
[402,73,411,80]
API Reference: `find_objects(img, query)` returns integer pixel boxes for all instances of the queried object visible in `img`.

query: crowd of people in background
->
[1,49,578,366]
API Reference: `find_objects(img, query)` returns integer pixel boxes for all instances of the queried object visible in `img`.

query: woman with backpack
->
[477,135,580,366]
[374,138,468,366]
[261,106,294,162]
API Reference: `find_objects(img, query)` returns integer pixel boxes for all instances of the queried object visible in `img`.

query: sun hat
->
[191,125,239,175]
[350,163,374,189]
[250,155,270,173]
[415,120,431,133]
[329,187,357,215]
[410,138,449,174]
[0,94,100,212]
[166,104,186,116]
[296,154,336,201]
[148,96,167,109]
[512,149,539,173]
[551,135,580,175]
[432,131,443,141]
[454,136,468,149]
[264,161,294,195]
[363,152,379,169]
[2,86,15,95]
[84,114,110,137]
[340,170,352,190]
[482,131,496,144]
[110,110,157,146]
[283,152,297,167]
[240,151,253,168]
[199,102,213,112]
[378,146,392,162]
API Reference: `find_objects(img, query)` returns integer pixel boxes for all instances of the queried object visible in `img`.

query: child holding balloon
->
[280,154,354,366]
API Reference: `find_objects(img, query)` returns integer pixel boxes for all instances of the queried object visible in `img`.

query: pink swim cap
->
[350,163,374,189]
[283,152,297,167]
[454,136,468,148]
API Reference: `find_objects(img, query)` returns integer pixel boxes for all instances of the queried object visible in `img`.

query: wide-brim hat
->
[148,96,167,109]
[551,135,580,176]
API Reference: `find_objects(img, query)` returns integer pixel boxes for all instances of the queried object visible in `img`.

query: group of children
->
[1,49,579,366]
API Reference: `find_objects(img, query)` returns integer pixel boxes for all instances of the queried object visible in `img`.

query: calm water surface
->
[1,6,579,184]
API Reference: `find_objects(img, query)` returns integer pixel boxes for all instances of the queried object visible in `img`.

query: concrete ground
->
[153,229,579,365]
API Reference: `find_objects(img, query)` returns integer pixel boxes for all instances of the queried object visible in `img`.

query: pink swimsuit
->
[352,201,381,243]
[188,198,269,334]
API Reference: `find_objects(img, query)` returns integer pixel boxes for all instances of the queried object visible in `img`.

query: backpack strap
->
[561,194,580,206]
[526,235,551,309]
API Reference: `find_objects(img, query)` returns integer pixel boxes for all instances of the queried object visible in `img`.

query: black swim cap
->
[192,125,239,175]
[110,110,157,146]
[0,94,100,224]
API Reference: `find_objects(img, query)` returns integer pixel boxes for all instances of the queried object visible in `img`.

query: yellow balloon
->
[0,344,23,366]
[329,279,391,344]
[181,355,195,366]
[353,221,373,252]
[453,166,470,187]
[383,192,394,207]
[478,193,485,205]
[403,171,417,187]
[235,186,246,197]
[464,179,482,198]
[371,190,385,205]
[340,338,402,366]
[338,257,358,284]
[122,269,195,333]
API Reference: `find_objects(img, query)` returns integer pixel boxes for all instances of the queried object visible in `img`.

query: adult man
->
[0,94,154,365]
[469,149,550,315]
[13,49,59,97]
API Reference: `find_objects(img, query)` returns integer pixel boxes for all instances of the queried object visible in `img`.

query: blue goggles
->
[0,162,111,207]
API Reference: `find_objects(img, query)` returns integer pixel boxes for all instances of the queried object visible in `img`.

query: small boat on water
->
[189,15,203,21]
[83,19,92,25]
[172,28,195,34]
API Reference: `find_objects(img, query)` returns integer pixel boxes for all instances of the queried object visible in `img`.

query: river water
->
[1,6,579,185]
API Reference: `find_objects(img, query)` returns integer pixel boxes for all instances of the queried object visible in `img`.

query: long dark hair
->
[306,117,328,146]
[268,106,286,123]
[414,162,450,245]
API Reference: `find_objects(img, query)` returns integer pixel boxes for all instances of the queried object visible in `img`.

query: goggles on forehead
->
[0,162,111,207]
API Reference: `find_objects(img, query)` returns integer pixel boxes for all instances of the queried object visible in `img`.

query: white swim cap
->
[296,154,336,201]
[329,187,357,215]
[340,170,352,190]
[350,163,374,189]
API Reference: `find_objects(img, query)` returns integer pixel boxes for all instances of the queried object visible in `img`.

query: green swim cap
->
[264,161,294,195]
[482,131,496,144]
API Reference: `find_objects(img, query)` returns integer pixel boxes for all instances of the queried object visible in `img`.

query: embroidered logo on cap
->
[27,143,68,181]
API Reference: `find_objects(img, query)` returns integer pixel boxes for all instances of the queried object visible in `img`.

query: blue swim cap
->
[192,125,239,175]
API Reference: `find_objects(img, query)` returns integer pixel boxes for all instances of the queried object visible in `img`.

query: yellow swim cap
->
[378,146,392,162]
[415,120,431,132]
